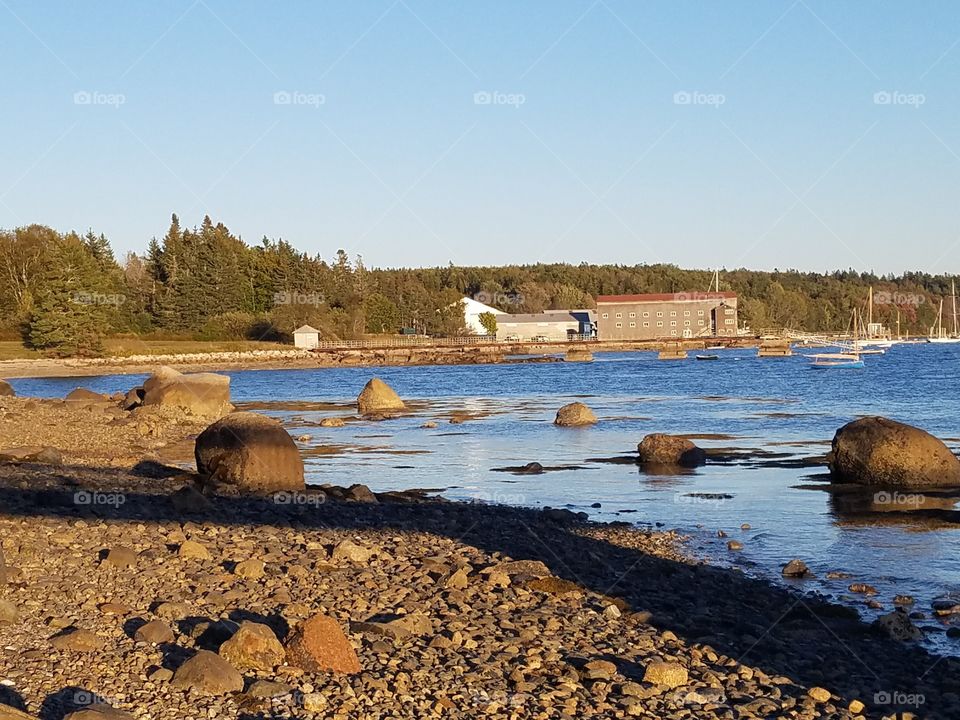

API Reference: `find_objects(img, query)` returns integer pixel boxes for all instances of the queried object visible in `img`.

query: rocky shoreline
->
[0,388,958,718]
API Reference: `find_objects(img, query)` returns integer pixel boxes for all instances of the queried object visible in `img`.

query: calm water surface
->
[12,343,960,653]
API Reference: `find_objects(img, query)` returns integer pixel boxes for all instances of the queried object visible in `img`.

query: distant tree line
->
[0,214,955,356]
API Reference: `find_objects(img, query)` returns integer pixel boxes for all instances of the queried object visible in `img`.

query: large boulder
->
[554,402,597,427]
[829,417,960,488]
[637,434,706,467]
[141,366,233,418]
[218,621,285,671]
[65,388,111,405]
[356,378,405,416]
[195,412,304,493]
[171,649,243,695]
[0,380,14,397]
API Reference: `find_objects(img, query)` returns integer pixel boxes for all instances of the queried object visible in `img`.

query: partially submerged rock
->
[873,609,921,641]
[554,402,597,427]
[141,366,233,419]
[637,434,706,467]
[195,412,304,493]
[356,378,405,417]
[0,380,15,397]
[781,559,813,578]
[65,388,111,405]
[829,416,960,488]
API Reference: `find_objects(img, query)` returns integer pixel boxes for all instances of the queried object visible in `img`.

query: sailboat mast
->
[952,280,958,337]
[868,287,873,327]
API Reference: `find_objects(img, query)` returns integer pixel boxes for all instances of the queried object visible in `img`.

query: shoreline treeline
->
[0,214,952,356]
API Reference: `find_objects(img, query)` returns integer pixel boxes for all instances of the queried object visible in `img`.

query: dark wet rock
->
[554,402,597,427]
[637,434,706,467]
[542,507,587,523]
[932,599,960,616]
[356,378,405,416]
[829,416,960,488]
[726,540,743,551]
[170,485,212,514]
[195,412,304,493]
[848,583,877,595]
[873,609,922,641]
[781,559,813,578]
[519,462,543,474]
[319,417,346,427]
[893,595,915,606]
[345,484,377,502]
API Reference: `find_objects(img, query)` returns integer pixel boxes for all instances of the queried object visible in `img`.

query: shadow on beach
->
[1,462,958,719]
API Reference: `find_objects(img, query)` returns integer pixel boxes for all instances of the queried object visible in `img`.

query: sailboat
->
[858,287,896,348]
[927,281,960,343]
[810,310,865,369]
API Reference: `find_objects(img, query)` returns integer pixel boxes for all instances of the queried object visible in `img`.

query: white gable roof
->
[294,325,320,334]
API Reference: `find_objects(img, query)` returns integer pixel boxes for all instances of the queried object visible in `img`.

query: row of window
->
[614,320,707,329]
[603,309,711,319]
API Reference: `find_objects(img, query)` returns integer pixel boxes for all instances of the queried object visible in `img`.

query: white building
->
[293,325,320,349]
[461,297,506,335]
[496,313,581,342]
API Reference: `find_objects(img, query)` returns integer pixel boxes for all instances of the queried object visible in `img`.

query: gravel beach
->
[0,396,957,719]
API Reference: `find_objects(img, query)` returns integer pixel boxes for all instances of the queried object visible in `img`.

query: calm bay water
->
[11,343,960,652]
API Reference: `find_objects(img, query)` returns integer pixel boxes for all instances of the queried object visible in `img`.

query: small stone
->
[136,620,175,644]
[0,599,19,624]
[319,417,345,428]
[642,661,687,688]
[848,583,877,595]
[331,540,373,563]
[219,621,285,672]
[301,693,327,712]
[807,687,831,703]
[285,614,360,674]
[233,559,265,580]
[246,680,293,699]
[583,659,617,680]
[171,649,243,695]
[149,668,173,682]
[603,604,621,619]
[103,547,138,568]
[50,629,104,652]
[178,540,211,560]
[848,699,865,713]
[727,540,743,551]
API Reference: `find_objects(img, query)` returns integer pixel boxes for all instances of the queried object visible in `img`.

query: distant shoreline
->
[0,339,762,379]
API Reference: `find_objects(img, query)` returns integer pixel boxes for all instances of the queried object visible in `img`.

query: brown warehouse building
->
[595,292,738,340]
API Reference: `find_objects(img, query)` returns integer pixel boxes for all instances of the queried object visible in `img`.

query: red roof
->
[596,292,737,304]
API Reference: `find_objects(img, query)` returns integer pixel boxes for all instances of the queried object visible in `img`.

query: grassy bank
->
[0,339,290,361]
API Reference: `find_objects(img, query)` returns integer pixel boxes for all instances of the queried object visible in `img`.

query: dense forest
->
[0,214,955,356]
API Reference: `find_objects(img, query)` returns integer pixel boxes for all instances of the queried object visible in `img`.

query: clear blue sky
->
[2,1,959,274]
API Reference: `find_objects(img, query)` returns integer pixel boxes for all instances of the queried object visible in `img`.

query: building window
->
[670,311,677,317]
[629,312,636,318]
[656,321,663,327]
[725,308,734,314]
[684,320,691,326]
[671,330,678,336]
[615,312,622,319]
[725,318,734,324]
[684,311,690,316]
[643,322,649,327]
[629,321,636,328]
[615,322,622,328]
[698,320,705,326]
[698,310,704,316]
[601,313,608,319]
[656,311,663,318]
[670,320,677,327]
[643,311,649,318]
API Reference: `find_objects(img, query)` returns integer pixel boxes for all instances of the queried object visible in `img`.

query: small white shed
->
[293,325,320,349]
